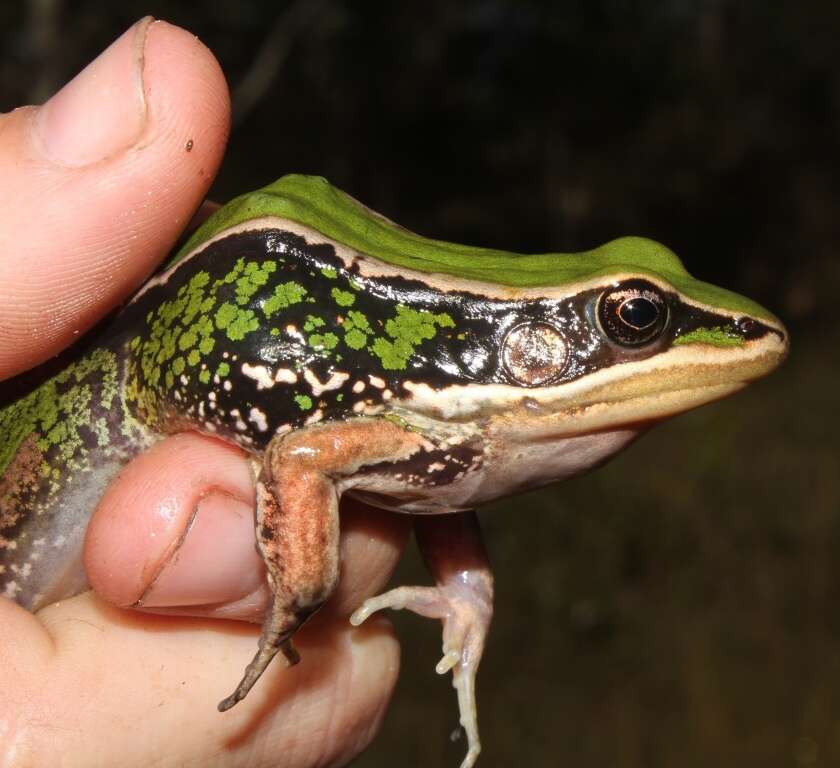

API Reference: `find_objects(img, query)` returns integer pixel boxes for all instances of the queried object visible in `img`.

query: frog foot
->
[350,572,493,768]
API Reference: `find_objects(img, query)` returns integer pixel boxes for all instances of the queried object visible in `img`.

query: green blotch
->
[309,332,339,351]
[343,309,371,349]
[215,302,259,341]
[199,369,211,384]
[331,287,355,307]
[385,306,455,342]
[217,257,246,286]
[674,326,745,348]
[215,302,238,330]
[294,394,313,411]
[178,328,198,351]
[174,175,778,322]
[336,393,344,402]
[371,305,455,370]
[188,271,210,290]
[217,362,230,377]
[181,272,211,325]
[263,281,307,317]
[187,349,201,366]
[304,315,326,332]
[370,338,408,370]
[235,260,277,305]
[92,417,110,448]
[321,267,338,279]
[346,310,371,331]
[345,328,367,350]
[147,366,161,387]
[172,357,185,375]
[228,311,259,341]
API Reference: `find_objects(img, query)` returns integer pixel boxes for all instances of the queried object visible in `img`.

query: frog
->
[0,174,788,768]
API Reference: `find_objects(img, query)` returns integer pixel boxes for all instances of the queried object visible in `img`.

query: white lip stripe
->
[398,333,786,421]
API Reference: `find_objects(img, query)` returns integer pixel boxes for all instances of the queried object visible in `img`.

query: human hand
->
[0,18,407,766]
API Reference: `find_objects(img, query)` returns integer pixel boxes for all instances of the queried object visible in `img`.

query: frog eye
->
[502,321,568,386]
[597,280,669,347]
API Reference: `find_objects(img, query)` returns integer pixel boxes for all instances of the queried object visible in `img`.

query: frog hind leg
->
[216,465,326,712]
[218,417,428,712]
[350,511,493,768]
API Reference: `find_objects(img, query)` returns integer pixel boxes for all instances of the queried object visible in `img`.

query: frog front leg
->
[218,417,428,712]
[351,511,493,768]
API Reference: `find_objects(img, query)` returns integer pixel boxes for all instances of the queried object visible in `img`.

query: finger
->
[2,591,399,767]
[0,17,231,379]
[85,432,412,621]
[8,431,409,766]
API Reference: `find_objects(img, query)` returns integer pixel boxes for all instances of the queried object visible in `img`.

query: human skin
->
[0,18,407,767]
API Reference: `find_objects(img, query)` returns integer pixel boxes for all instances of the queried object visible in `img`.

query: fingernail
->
[141,491,265,608]
[35,17,152,166]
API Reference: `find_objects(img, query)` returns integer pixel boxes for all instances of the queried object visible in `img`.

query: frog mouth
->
[480,378,748,442]
[493,339,786,439]
[399,332,787,439]
[540,379,749,436]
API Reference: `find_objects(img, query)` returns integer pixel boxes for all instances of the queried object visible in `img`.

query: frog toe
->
[350,578,491,768]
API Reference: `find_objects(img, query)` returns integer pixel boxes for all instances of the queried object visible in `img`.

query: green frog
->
[0,175,788,767]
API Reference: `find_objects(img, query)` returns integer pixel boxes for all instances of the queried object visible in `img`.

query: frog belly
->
[2,456,127,611]
[469,427,642,505]
[343,427,641,514]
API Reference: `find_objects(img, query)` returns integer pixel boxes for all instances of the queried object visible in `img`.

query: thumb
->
[0,17,230,379]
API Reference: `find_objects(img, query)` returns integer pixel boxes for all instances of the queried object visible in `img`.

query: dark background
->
[2,2,838,766]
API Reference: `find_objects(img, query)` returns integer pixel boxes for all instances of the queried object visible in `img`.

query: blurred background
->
[1,1,837,766]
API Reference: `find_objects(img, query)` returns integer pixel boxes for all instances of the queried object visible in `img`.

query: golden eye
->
[597,280,669,346]
[502,322,567,387]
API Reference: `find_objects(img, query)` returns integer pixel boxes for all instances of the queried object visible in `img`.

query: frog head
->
[385,235,788,442]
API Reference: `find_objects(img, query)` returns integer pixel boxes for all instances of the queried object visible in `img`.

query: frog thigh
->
[219,417,427,711]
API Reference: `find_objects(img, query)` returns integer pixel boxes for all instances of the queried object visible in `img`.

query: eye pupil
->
[597,280,669,347]
[619,297,659,330]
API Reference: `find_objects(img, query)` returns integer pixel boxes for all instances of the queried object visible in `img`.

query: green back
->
[176,175,775,321]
